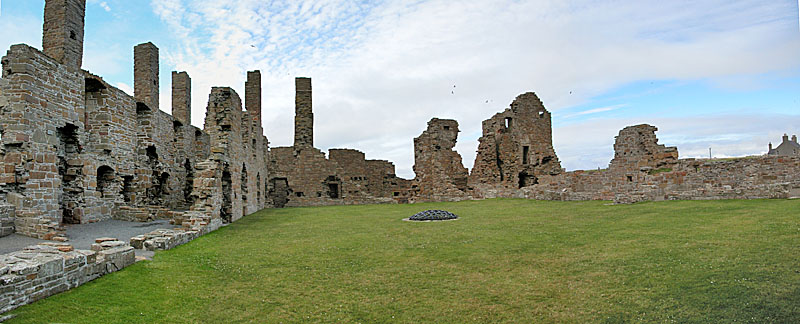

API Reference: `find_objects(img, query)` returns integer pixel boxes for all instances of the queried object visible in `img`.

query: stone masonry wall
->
[0,0,270,238]
[470,92,562,191]
[268,78,406,207]
[0,239,135,314]
[410,118,469,202]
[190,86,269,223]
[1,44,88,238]
[478,124,800,204]
[609,124,678,172]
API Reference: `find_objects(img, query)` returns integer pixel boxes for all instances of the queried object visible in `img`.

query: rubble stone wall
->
[609,124,678,172]
[0,203,15,238]
[0,240,135,314]
[471,124,800,204]
[410,118,469,202]
[469,92,562,190]
[191,87,269,223]
[268,78,408,207]
[1,44,91,238]
[0,1,271,237]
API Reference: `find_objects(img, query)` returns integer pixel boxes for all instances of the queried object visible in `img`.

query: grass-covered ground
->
[6,199,800,323]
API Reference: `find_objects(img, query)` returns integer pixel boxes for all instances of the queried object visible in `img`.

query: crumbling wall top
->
[609,124,678,171]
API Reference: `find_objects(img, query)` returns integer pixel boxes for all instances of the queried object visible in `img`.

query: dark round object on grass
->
[409,210,458,221]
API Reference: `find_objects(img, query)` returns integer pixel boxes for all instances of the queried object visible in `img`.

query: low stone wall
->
[613,156,800,203]
[284,196,397,207]
[127,210,223,252]
[0,239,135,314]
[130,229,201,251]
[472,156,800,204]
[0,211,225,314]
[509,156,800,204]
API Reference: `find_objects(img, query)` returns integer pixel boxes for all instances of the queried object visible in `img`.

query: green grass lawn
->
[6,199,800,323]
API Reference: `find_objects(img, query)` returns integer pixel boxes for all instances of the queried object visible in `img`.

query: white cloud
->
[149,0,800,178]
[115,82,133,96]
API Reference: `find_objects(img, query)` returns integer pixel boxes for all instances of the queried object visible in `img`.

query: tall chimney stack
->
[134,42,159,110]
[294,77,313,148]
[245,71,262,125]
[42,0,86,69]
[171,71,191,124]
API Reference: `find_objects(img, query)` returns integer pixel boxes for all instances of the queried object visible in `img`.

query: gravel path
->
[0,219,171,258]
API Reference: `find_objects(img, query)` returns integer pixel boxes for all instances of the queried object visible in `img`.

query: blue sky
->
[1,0,799,178]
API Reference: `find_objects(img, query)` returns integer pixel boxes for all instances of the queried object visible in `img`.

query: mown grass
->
[6,199,800,323]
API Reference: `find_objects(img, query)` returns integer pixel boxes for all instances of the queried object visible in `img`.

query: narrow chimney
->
[171,71,191,124]
[134,42,159,110]
[42,0,86,69]
[294,77,313,148]
[245,70,261,125]
[792,135,797,143]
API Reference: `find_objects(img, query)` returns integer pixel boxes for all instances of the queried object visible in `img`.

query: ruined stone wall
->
[270,147,402,207]
[475,124,800,203]
[268,146,404,207]
[0,203,15,238]
[0,10,270,238]
[190,87,269,223]
[364,159,411,201]
[329,148,368,199]
[612,156,800,203]
[0,240,135,314]
[410,118,469,202]
[80,72,137,224]
[268,78,406,207]
[469,92,562,190]
[609,124,678,172]
[0,44,88,238]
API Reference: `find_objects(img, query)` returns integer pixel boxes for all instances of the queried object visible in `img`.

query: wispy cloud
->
[87,0,112,12]
[563,104,627,118]
[148,0,800,178]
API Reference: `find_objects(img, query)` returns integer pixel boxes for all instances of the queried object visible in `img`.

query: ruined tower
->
[134,42,159,110]
[411,118,469,201]
[246,70,262,124]
[469,92,562,189]
[294,77,313,148]
[42,0,85,69]
[171,71,191,125]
